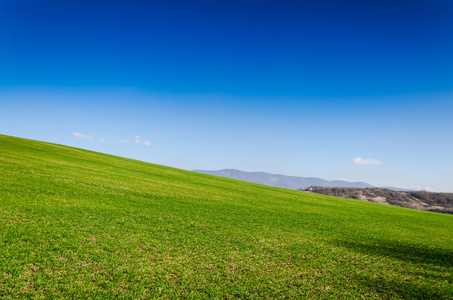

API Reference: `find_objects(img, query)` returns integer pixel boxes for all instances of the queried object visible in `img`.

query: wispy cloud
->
[72,132,94,141]
[98,138,106,144]
[352,157,381,166]
[416,186,435,192]
[119,136,152,147]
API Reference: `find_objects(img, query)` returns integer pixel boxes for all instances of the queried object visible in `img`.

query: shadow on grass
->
[335,239,453,299]
[353,274,452,299]
[336,239,453,268]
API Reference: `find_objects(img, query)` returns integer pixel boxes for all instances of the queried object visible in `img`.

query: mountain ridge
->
[193,169,374,190]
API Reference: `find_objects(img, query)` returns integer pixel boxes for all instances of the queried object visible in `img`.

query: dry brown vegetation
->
[302,187,453,215]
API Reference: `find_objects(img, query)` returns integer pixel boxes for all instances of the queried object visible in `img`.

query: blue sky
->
[1,0,452,192]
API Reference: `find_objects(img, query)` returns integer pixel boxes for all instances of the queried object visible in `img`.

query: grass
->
[0,134,452,299]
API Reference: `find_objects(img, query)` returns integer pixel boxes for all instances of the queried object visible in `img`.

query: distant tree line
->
[408,191,453,208]
[301,186,453,215]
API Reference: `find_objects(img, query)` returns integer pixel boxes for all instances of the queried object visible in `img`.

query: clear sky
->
[1,0,452,192]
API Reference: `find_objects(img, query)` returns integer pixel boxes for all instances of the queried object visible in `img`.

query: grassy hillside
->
[1,134,452,299]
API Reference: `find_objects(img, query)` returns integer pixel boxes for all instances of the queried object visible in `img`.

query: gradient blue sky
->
[1,0,452,191]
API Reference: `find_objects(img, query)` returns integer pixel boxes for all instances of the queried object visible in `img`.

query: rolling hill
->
[1,134,452,299]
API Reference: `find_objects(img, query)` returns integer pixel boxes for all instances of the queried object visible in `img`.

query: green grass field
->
[1,134,452,299]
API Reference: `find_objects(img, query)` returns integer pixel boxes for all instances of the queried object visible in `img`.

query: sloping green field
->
[1,134,452,299]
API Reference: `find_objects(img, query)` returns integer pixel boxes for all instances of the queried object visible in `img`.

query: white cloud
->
[416,186,435,192]
[352,157,381,166]
[338,178,347,181]
[72,132,93,141]
[98,138,106,143]
[119,136,152,147]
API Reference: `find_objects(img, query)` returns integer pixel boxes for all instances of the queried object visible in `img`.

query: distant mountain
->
[192,169,374,190]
